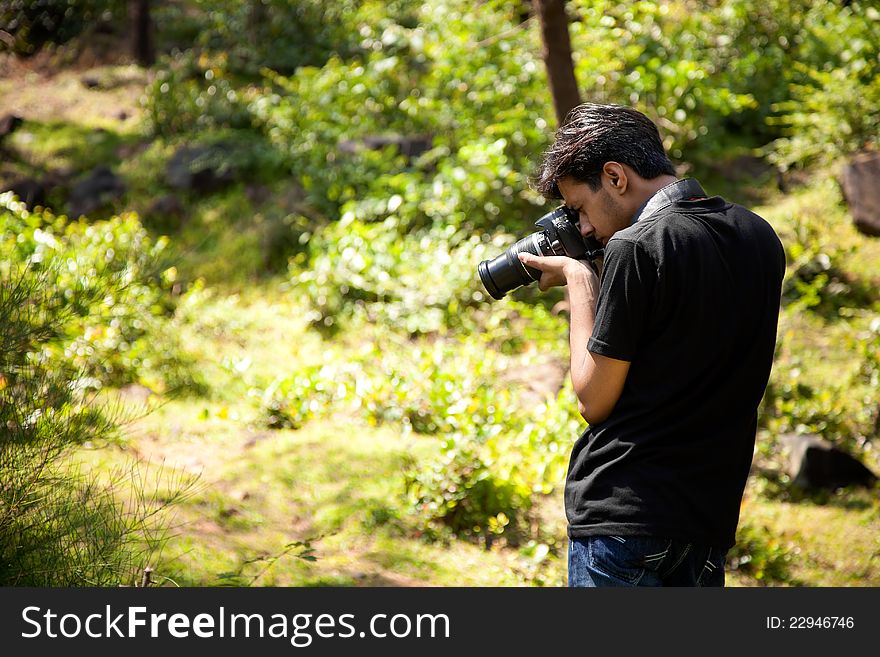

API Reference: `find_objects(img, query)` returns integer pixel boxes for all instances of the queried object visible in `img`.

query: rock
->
[81,76,101,89]
[499,358,569,408]
[165,144,237,194]
[0,113,23,141]
[4,177,47,208]
[146,194,184,222]
[780,433,878,490]
[117,384,157,405]
[338,134,433,162]
[840,152,880,237]
[115,140,149,160]
[67,165,126,218]
[245,184,271,205]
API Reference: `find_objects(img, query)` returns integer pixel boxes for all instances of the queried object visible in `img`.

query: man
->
[518,104,785,587]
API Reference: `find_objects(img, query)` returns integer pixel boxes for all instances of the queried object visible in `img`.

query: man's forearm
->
[516,247,628,424]
[566,270,598,400]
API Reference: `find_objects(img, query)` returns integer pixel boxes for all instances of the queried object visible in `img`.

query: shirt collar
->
[631,178,707,224]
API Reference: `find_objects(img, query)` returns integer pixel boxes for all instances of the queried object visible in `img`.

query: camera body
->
[477,206,604,300]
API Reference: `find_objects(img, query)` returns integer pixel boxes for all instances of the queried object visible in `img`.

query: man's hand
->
[518,253,599,294]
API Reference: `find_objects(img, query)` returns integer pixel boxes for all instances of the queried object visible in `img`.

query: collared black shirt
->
[565,178,785,549]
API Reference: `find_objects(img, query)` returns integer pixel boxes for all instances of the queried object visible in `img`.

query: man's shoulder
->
[615,196,775,244]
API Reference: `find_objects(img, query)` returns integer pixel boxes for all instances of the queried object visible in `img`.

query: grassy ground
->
[71,281,877,587]
[4,57,878,587]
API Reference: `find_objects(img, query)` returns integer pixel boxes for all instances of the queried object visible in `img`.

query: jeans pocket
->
[695,549,726,587]
[640,540,672,572]
[587,536,646,585]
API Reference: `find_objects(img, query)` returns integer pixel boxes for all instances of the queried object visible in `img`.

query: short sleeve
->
[587,238,657,361]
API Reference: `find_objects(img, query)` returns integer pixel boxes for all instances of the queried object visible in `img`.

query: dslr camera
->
[477,206,604,300]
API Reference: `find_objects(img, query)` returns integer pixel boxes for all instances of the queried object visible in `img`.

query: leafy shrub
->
[570,0,758,161]
[402,386,583,543]
[293,216,498,335]
[258,333,582,543]
[253,0,550,228]
[0,0,123,56]
[172,0,388,77]
[767,3,880,169]
[760,373,872,452]
[403,441,521,543]
[727,521,796,584]
[258,338,515,435]
[777,183,874,317]
[0,240,196,586]
[0,193,204,394]
[143,52,255,137]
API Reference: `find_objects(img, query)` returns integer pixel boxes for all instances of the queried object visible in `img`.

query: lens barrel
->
[478,232,549,300]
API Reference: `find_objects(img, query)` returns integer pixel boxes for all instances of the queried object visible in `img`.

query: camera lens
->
[478,232,549,299]
[477,205,600,300]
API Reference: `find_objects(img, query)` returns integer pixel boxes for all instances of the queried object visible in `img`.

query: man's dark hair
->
[535,103,676,199]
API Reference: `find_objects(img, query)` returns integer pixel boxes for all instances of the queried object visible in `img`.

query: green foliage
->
[567,0,879,167]
[402,385,582,543]
[143,52,255,137]
[180,0,391,77]
[0,241,196,586]
[403,442,520,543]
[0,194,204,394]
[767,3,880,169]
[760,371,873,452]
[253,0,549,227]
[856,317,880,391]
[727,520,796,584]
[756,178,879,456]
[259,337,515,434]
[293,216,495,335]
[780,203,868,317]
[258,332,581,542]
[570,0,758,161]
[0,0,124,56]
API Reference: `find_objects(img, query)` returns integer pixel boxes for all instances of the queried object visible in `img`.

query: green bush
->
[0,193,204,395]
[253,0,550,227]
[402,385,582,543]
[173,0,386,77]
[0,0,123,56]
[760,373,872,452]
[143,52,255,137]
[293,217,497,335]
[0,241,195,586]
[258,332,581,543]
[570,0,758,162]
[258,337,515,434]
[766,3,880,169]
[403,440,521,543]
[727,521,796,584]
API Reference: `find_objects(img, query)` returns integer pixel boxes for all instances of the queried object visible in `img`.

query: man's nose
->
[579,220,594,237]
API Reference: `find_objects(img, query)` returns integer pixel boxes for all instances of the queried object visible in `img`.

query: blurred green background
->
[1,0,878,587]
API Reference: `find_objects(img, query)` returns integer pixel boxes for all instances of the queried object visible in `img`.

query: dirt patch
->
[0,53,147,128]
[350,571,428,587]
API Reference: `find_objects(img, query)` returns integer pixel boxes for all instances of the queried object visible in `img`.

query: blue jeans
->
[568,535,728,587]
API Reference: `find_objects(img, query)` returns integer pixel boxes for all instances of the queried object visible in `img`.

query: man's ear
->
[603,162,628,195]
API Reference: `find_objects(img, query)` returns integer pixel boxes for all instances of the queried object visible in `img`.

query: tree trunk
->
[130,0,155,67]
[248,0,267,46]
[534,0,581,127]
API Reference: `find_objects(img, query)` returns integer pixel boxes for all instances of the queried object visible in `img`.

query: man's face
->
[557,176,631,246]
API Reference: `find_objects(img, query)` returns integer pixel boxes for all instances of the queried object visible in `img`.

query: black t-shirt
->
[565,178,786,549]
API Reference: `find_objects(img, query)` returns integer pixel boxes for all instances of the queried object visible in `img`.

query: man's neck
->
[639,175,679,205]
[628,175,688,226]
